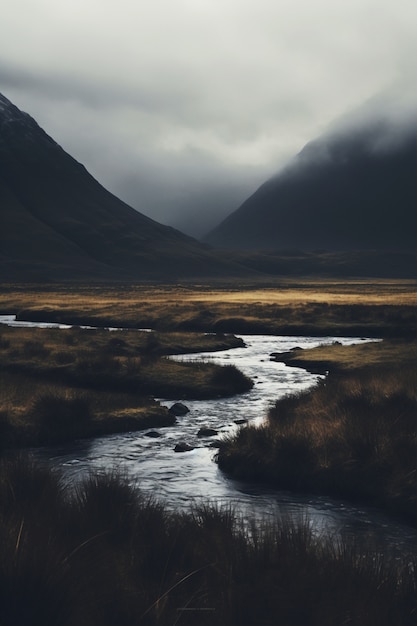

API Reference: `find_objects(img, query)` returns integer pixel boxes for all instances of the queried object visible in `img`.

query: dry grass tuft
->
[218,359,417,523]
[0,456,414,625]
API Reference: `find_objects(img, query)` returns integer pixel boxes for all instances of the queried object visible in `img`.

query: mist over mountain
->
[0,93,243,282]
[1,92,415,283]
[205,103,417,253]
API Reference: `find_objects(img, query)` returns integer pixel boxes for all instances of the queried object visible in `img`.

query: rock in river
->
[169,402,190,416]
[145,431,162,438]
[197,427,218,438]
[174,442,194,453]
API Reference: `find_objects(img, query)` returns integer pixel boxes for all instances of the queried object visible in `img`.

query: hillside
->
[205,115,417,253]
[0,93,242,282]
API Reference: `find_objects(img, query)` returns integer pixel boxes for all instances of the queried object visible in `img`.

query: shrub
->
[30,390,92,444]
[210,364,253,394]
[218,365,417,522]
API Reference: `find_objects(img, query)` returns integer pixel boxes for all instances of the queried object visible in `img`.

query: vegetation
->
[0,282,416,623]
[0,455,414,626]
[218,340,417,524]
[0,326,251,448]
[1,279,416,337]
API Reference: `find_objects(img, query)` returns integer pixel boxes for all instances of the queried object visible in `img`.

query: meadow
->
[0,325,250,447]
[0,280,416,624]
[1,278,416,336]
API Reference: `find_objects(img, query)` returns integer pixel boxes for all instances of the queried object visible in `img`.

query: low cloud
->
[1,0,416,236]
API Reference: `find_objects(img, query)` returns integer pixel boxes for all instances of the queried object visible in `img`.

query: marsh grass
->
[1,280,416,337]
[0,455,414,626]
[218,363,417,522]
[29,390,92,444]
[0,370,173,448]
[0,326,251,447]
[0,326,248,396]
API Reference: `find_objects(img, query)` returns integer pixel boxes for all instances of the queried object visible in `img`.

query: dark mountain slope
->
[205,117,417,252]
[0,93,242,281]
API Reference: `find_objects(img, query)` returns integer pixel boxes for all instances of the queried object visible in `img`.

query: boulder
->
[169,402,190,416]
[174,442,194,453]
[197,427,218,438]
[234,419,248,425]
[144,430,161,438]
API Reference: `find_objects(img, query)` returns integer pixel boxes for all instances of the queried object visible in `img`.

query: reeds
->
[0,326,251,448]
[218,364,417,523]
[0,455,414,625]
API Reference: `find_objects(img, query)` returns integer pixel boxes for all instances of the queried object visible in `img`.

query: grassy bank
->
[0,455,414,626]
[1,280,416,337]
[0,326,251,448]
[217,340,417,524]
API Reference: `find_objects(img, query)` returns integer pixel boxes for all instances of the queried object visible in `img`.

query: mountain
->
[0,93,242,282]
[205,112,417,252]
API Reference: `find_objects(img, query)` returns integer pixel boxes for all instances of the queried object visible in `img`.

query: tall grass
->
[218,364,417,523]
[0,326,252,398]
[0,325,251,447]
[29,389,92,444]
[0,455,414,625]
[0,371,174,449]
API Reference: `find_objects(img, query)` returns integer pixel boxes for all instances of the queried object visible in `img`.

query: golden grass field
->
[1,278,416,308]
[274,337,417,372]
[1,279,416,337]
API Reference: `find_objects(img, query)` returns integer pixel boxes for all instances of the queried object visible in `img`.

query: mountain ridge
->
[0,92,249,281]
[205,112,417,253]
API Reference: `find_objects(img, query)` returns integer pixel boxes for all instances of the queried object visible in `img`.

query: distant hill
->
[0,93,243,282]
[205,113,417,253]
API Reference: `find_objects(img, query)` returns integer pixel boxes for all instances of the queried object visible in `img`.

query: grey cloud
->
[1,0,416,236]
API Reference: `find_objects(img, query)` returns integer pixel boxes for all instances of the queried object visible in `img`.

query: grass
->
[0,282,415,622]
[1,279,416,337]
[272,337,417,373]
[0,372,175,448]
[0,455,414,626]
[217,340,417,524]
[0,326,251,448]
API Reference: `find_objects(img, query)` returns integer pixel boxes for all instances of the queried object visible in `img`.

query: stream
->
[1,314,416,559]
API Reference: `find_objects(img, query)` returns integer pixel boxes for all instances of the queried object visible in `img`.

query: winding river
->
[1,315,415,558]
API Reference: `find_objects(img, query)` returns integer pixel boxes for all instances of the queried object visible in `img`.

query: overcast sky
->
[1,0,416,236]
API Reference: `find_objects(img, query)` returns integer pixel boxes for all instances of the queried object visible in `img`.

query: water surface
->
[1,315,414,556]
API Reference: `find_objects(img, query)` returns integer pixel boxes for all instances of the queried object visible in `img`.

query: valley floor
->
[1,278,416,337]
[0,280,415,624]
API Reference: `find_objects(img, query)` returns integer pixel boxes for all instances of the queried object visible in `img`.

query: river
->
[1,315,415,558]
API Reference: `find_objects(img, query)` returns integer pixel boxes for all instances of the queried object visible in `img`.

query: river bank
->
[217,340,417,525]
[0,323,251,448]
[2,312,415,527]
[0,454,415,626]
[0,321,415,624]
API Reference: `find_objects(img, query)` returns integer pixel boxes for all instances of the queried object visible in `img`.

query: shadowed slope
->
[206,116,417,252]
[0,93,243,281]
